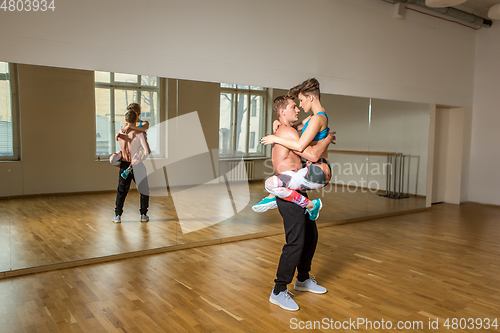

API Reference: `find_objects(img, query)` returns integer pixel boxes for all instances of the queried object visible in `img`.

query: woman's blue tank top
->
[302,112,329,142]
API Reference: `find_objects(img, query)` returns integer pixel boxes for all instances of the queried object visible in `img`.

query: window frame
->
[94,72,160,158]
[0,63,20,161]
[219,85,267,159]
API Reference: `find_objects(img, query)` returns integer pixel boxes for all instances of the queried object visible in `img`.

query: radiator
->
[226,160,254,181]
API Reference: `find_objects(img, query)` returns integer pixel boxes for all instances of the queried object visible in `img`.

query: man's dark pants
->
[115,161,149,216]
[274,191,318,294]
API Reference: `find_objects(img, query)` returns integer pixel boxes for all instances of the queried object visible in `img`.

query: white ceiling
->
[453,0,500,19]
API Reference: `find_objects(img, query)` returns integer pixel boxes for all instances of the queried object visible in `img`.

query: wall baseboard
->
[464,201,500,209]
[0,189,118,200]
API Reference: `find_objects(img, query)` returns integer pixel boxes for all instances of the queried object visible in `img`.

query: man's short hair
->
[272,95,294,117]
[125,110,137,123]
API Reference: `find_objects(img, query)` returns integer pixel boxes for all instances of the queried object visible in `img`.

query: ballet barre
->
[328,150,409,199]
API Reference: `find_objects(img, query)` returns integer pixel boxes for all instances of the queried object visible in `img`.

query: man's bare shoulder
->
[275,125,300,139]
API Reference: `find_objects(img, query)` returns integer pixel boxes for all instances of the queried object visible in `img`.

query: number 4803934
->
[1,0,56,11]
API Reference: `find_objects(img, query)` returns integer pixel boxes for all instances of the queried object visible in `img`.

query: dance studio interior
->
[0,0,499,331]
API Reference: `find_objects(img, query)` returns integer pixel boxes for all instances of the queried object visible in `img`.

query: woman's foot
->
[306,199,322,221]
[252,196,277,212]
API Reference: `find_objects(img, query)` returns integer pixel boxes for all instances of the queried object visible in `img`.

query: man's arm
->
[299,131,336,162]
[262,116,323,152]
[127,120,150,133]
[115,124,135,141]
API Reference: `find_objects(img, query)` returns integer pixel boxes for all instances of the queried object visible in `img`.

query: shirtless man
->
[112,110,151,223]
[268,96,334,311]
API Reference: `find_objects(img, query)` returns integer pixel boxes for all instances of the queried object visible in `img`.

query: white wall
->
[432,108,450,203]
[470,22,500,206]
[461,108,473,203]
[0,0,476,107]
[426,105,436,207]
[432,107,471,205]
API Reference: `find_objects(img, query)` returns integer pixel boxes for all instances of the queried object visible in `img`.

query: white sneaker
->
[252,196,278,213]
[112,215,121,223]
[140,214,149,222]
[269,289,299,311]
[294,276,327,294]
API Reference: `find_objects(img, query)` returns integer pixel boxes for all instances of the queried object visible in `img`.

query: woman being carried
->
[116,103,150,139]
[116,103,151,179]
[256,78,333,220]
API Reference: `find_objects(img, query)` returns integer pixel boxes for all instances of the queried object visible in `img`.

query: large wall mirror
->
[0,61,430,274]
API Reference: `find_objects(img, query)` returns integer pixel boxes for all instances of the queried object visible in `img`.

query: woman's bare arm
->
[261,115,324,152]
[296,131,335,162]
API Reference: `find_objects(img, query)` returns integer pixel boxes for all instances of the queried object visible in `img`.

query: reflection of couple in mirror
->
[112,103,151,224]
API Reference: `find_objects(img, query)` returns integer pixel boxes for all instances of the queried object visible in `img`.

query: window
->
[0,62,19,161]
[219,84,266,158]
[249,132,255,149]
[251,101,257,117]
[94,71,160,157]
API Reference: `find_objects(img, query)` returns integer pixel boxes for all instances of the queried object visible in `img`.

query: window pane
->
[140,91,158,154]
[114,73,138,84]
[250,86,265,91]
[0,62,8,75]
[236,93,248,155]
[219,93,233,155]
[115,89,137,129]
[248,95,264,155]
[249,132,255,149]
[141,76,157,86]
[95,71,110,83]
[237,85,249,90]
[221,83,236,89]
[0,77,13,156]
[140,91,158,125]
[95,88,112,155]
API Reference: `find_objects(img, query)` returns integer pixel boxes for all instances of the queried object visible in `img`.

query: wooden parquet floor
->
[0,182,425,272]
[0,203,498,332]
